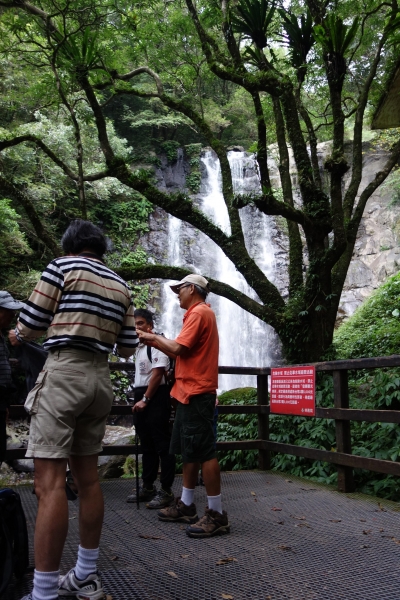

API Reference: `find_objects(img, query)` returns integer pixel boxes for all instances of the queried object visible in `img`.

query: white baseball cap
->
[170,274,210,294]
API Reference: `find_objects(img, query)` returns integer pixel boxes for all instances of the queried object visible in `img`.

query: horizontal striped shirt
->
[16,256,138,357]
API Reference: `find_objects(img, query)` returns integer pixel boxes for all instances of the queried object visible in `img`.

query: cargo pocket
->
[24,370,47,415]
[182,424,200,459]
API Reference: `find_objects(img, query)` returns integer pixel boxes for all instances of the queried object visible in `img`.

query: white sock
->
[74,545,99,580]
[32,569,59,600]
[207,494,222,514]
[181,486,195,506]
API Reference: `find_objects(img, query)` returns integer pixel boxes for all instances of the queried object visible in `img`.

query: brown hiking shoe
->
[186,507,230,538]
[158,498,198,523]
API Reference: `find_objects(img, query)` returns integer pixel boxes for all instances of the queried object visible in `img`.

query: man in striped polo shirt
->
[9,220,138,600]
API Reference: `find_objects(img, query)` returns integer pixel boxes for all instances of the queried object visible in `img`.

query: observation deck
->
[4,471,400,600]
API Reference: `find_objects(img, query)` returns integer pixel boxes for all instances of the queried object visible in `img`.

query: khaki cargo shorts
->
[25,347,114,459]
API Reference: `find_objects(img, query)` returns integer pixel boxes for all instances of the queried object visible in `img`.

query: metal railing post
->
[333,370,355,492]
[257,374,270,470]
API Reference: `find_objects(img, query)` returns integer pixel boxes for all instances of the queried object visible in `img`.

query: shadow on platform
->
[4,471,400,600]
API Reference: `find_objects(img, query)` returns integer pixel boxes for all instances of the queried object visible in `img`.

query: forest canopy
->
[0,0,399,362]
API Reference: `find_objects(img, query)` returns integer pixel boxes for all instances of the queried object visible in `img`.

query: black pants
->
[0,411,6,466]
[134,386,175,489]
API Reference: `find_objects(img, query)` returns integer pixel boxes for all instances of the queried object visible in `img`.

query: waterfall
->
[159,150,279,392]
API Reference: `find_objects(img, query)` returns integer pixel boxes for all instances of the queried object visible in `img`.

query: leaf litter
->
[216,557,238,565]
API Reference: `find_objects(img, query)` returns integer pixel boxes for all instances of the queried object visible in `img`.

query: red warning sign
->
[270,366,316,416]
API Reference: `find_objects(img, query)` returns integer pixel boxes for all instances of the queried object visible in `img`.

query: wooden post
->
[257,374,270,470]
[333,370,355,492]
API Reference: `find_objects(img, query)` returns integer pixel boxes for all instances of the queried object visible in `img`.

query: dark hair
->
[61,220,108,257]
[193,284,208,300]
[134,308,154,324]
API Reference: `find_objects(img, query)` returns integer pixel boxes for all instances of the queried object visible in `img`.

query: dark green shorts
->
[170,393,217,464]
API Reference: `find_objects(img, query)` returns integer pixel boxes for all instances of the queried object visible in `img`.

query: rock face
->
[329,141,400,322]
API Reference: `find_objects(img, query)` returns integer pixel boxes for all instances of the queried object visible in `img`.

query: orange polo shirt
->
[171,301,219,404]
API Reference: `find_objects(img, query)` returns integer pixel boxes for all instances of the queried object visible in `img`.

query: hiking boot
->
[59,568,105,599]
[158,498,198,523]
[126,484,156,503]
[146,488,174,509]
[186,507,230,538]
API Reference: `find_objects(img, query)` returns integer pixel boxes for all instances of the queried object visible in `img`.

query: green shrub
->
[217,388,258,470]
[186,171,201,193]
[334,272,400,359]
[161,140,180,164]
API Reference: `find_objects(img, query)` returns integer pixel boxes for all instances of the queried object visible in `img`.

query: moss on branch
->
[116,263,280,326]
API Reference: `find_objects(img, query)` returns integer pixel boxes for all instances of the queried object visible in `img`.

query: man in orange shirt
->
[137,274,229,538]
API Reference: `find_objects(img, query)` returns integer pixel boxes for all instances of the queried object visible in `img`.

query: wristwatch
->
[142,395,151,404]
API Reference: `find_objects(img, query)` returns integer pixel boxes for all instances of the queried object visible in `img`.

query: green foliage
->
[314,14,359,56]
[6,270,42,300]
[122,456,137,478]
[120,247,147,269]
[278,9,314,69]
[160,140,180,164]
[185,143,202,193]
[217,388,258,470]
[91,193,152,240]
[334,272,400,359]
[54,26,99,74]
[0,198,32,261]
[231,0,276,49]
[186,172,201,194]
[184,143,202,158]
[131,283,150,308]
[109,369,131,403]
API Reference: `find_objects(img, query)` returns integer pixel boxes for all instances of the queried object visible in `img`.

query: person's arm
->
[137,330,189,357]
[132,367,165,412]
[115,300,138,358]
[9,261,64,345]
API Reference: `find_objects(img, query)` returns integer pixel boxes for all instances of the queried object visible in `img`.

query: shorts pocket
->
[52,368,86,377]
[182,424,200,457]
[24,370,47,415]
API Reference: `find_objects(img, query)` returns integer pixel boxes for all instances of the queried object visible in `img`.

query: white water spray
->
[160,150,279,391]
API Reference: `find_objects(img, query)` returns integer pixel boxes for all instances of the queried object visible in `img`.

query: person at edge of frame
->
[0,291,24,467]
[8,219,138,600]
[126,308,176,509]
[137,273,230,539]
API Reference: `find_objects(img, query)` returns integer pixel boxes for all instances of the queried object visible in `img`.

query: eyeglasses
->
[178,284,192,293]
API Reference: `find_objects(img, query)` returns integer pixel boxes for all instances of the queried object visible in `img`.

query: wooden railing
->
[7,355,400,493]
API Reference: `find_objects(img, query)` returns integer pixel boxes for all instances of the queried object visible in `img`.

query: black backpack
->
[0,488,29,595]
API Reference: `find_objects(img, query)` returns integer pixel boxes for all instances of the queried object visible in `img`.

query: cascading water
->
[159,150,280,391]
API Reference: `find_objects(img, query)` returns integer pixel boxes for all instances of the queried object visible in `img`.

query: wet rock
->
[13,459,34,473]
[98,455,126,479]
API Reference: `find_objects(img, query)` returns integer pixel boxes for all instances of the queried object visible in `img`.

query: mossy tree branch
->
[116,264,280,327]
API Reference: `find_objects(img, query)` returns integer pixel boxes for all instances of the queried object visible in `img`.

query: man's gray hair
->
[194,284,208,300]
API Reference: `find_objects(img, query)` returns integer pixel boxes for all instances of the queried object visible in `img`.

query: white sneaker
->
[58,568,104,599]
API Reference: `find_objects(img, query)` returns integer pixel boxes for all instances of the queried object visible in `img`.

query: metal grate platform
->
[4,472,400,600]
